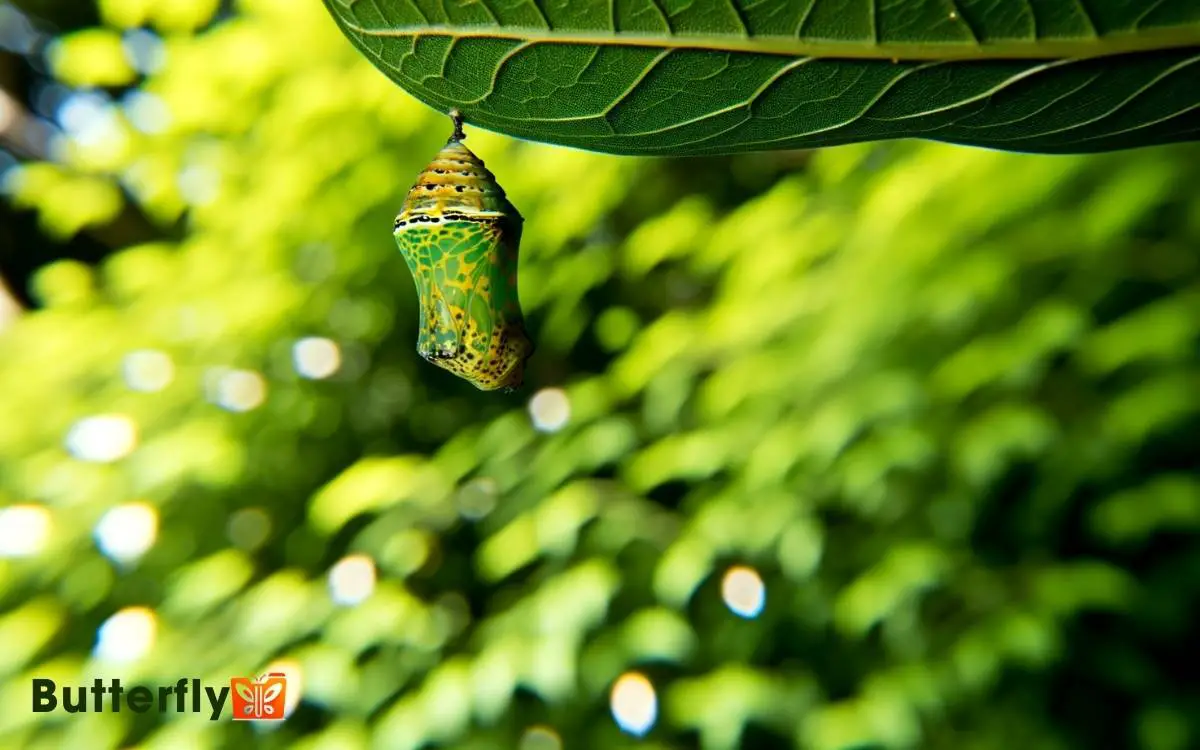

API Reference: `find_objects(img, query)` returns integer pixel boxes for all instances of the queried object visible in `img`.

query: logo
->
[31,678,229,720]
[230,672,287,721]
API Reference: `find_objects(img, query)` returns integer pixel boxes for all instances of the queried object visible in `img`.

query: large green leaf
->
[323,0,1200,155]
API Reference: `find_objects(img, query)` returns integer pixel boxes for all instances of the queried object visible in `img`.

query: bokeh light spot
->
[227,508,271,551]
[0,90,18,133]
[56,91,123,149]
[94,606,157,663]
[721,565,766,619]
[292,337,341,379]
[122,349,175,391]
[610,671,657,737]
[519,725,563,750]
[121,28,165,75]
[178,164,219,206]
[0,4,40,55]
[528,388,570,433]
[328,554,376,606]
[65,414,137,462]
[595,306,640,351]
[121,91,170,134]
[262,658,303,719]
[0,504,51,558]
[212,369,266,412]
[455,477,498,520]
[94,502,158,564]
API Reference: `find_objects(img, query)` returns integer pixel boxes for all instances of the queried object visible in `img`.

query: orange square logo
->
[230,672,287,721]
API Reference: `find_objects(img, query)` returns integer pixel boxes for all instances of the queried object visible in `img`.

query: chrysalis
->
[393,110,533,391]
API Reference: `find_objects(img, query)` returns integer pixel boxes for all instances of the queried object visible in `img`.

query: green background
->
[1,0,1198,749]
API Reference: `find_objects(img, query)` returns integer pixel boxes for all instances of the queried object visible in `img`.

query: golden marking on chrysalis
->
[392,110,533,392]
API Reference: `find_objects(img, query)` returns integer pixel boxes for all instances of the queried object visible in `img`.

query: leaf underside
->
[324,0,1200,155]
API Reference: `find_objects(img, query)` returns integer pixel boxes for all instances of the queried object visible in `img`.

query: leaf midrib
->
[347,22,1200,61]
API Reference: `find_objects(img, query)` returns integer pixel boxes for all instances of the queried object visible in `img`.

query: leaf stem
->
[448,108,466,143]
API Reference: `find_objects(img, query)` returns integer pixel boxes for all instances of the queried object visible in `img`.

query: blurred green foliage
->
[1,0,1199,749]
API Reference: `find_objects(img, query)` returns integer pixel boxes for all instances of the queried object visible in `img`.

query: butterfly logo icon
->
[230,672,287,721]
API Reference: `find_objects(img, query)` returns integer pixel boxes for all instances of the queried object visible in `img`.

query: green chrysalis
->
[392,111,533,391]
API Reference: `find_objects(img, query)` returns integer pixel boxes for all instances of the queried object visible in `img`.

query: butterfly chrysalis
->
[393,110,533,391]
